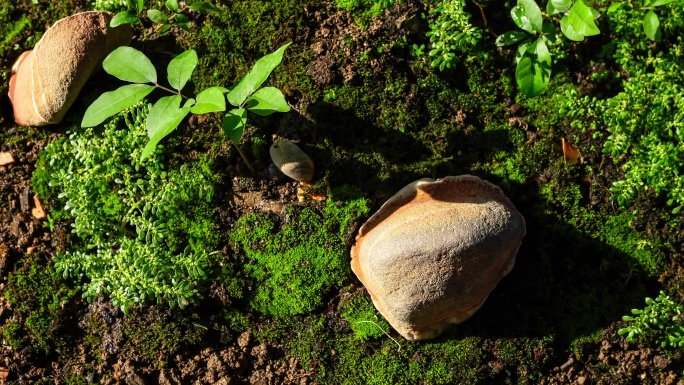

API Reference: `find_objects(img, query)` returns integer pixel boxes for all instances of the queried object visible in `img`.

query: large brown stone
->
[350,175,526,341]
[8,11,133,126]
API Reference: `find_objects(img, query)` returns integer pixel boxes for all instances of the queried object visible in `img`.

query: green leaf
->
[147,9,168,24]
[547,0,572,15]
[191,87,226,114]
[541,21,556,44]
[188,1,221,14]
[82,84,155,127]
[245,87,290,116]
[110,11,139,27]
[103,46,157,83]
[174,13,189,27]
[515,38,551,97]
[515,40,531,64]
[495,30,530,46]
[652,0,675,6]
[167,49,198,91]
[158,24,172,35]
[511,6,534,33]
[561,0,600,41]
[128,0,143,14]
[227,42,292,106]
[513,0,543,33]
[222,108,247,143]
[165,0,179,12]
[141,95,191,160]
[643,11,661,41]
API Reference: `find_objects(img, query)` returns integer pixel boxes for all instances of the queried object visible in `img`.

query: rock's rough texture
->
[351,175,526,341]
[269,139,314,183]
[8,11,133,126]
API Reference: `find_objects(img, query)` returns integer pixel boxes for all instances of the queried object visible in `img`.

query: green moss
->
[122,308,204,369]
[336,0,389,20]
[3,258,77,356]
[340,293,389,340]
[2,321,27,351]
[539,181,664,276]
[231,187,370,316]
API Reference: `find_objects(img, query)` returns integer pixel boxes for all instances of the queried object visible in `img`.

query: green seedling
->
[619,291,684,349]
[110,0,220,37]
[82,43,291,171]
[497,0,600,97]
[426,0,482,71]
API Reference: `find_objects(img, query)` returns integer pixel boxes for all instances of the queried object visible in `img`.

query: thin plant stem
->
[233,142,256,174]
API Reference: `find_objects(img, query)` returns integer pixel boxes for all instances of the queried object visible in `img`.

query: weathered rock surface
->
[8,11,133,126]
[269,139,314,183]
[351,175,526,341]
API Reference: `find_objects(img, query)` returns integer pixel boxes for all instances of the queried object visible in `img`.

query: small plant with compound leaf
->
[109,0,220,36]
[496,0,601,97]
[618,291,684,348]
[81,42,292,171]
[426,0,482,71]
[607,0,676,41]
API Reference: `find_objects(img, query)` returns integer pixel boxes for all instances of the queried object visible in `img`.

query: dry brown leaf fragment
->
[562,138,583,164]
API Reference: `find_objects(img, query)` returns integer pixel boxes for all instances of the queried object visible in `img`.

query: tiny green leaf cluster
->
[110,0,220,35]
[34,103,220,313]
[82,43,291,166]
[618,291,684,348]
[426,0,482,71]
[497,0,600,97]
[608,0,676,41]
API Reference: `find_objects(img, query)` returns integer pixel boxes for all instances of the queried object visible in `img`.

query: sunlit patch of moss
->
[231,187,369,316]
[339,293,389,340]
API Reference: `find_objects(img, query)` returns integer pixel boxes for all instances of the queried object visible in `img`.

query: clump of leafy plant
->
[82,42,291,171]
[619,291,684,348]
[109,0,220,36]
[496,0,600,97]
[607,0,676,41]
[426,0,482,71]
[231,189,370,317]
[34,103,221,313]
[336,0,402,20]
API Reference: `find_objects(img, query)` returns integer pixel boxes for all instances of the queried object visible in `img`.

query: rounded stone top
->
[351,175,526,341]
[8,11,133,126]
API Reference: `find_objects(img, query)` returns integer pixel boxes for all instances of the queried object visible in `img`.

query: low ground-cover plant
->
[231,188,370,317]
[33,103,220,313]
[619,291,684,348]
[82,42,291,170]
[496,0,600,97]
[607,0,676,42]
[108,0,220,36]
[426,0,482,71]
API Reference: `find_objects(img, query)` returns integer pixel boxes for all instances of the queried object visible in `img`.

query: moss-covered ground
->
[1,0,684,383]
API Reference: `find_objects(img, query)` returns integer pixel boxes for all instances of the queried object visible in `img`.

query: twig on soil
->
[357,320,402,352]
[470,0,496,38]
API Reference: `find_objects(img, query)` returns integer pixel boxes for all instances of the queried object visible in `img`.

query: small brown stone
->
[0,152,15,166]
[270,139,314,183]
[32,194,46,219]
